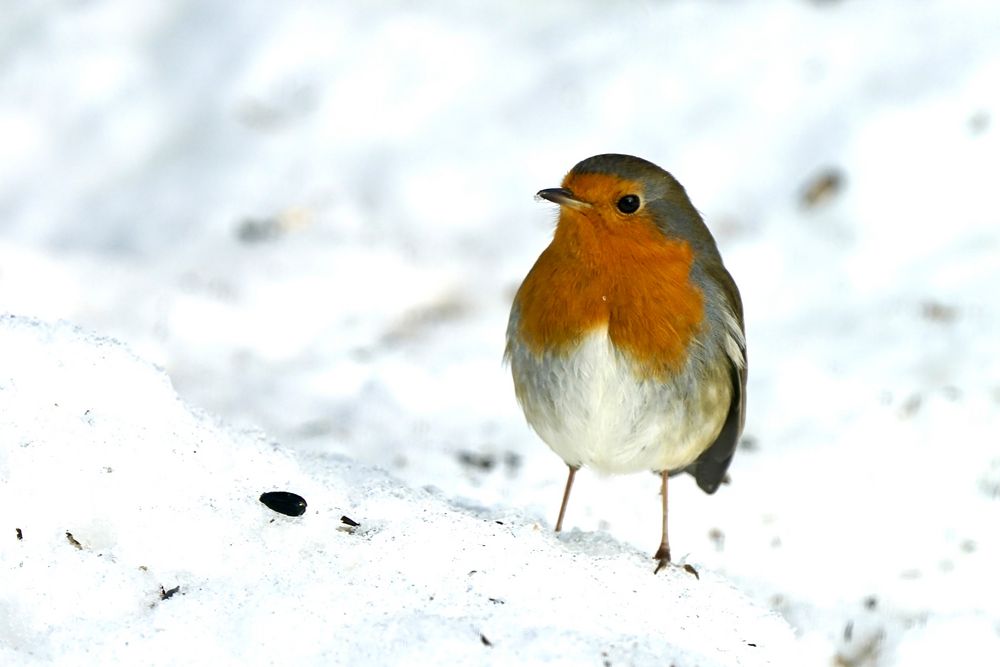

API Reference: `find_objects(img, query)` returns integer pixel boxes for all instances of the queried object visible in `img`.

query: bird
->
[505,154,746,573]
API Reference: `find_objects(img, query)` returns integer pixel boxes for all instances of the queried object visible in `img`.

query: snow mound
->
[0,315,797,665]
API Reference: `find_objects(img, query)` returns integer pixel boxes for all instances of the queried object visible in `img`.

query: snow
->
[2,1,1000,665]
[0,316,794,665]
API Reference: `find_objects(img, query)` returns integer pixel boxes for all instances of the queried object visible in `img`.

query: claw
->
[653,544,671,574]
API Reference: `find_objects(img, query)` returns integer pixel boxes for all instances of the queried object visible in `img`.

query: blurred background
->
[2,1,999,663]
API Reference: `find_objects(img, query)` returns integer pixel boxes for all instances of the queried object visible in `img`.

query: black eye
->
[616,194,641,214]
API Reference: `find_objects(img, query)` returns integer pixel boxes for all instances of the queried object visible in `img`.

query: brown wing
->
[691,361,745,493]
[690,267,746,495]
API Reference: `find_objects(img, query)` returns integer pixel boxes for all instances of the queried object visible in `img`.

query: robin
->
[505,154,746,573]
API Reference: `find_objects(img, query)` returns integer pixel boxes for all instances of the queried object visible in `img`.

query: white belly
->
[510,327,730,474]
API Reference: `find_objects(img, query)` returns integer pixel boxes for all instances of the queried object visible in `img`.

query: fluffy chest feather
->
[507,326,731,474]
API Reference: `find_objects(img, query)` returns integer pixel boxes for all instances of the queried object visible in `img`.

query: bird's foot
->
[653,544,671,574]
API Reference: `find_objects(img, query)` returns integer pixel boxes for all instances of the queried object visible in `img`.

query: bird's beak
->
[536,188,590,210]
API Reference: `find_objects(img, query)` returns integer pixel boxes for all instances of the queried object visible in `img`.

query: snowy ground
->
[2,1,1000,665]
[0,316,794,665]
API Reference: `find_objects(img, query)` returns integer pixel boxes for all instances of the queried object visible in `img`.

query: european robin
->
[506,154,747,573]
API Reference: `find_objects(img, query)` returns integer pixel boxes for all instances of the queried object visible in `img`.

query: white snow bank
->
[0,315,797,666]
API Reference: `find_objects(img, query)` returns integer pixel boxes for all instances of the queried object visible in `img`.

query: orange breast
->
[514,210,704,379]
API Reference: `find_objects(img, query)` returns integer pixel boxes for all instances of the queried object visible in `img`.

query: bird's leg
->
[654,470,671,573]
[554,465,578,532]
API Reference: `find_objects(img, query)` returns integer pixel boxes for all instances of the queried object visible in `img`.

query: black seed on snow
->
[340,515,360,527]
[458,451,495,471]
[16,528,23,540]
[260,491,307,517]
[160,585,181,600]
